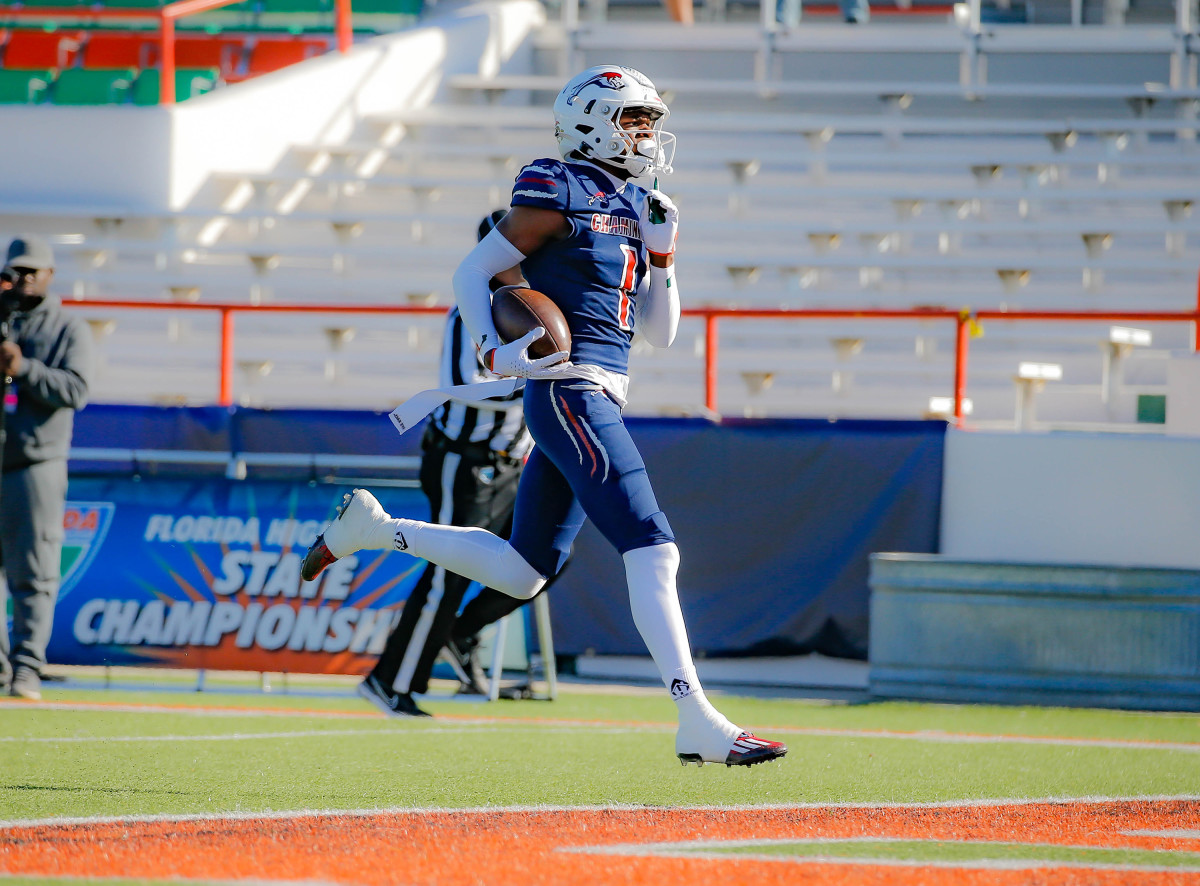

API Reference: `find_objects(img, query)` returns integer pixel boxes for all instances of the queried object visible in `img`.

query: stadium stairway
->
[1,0,1198,428]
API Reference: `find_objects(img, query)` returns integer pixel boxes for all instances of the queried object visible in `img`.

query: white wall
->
[1167,354,1200,436]
[940,429,1200,569]
[0,105,173,209]
[169,0,544,208]
[0,0,543,213]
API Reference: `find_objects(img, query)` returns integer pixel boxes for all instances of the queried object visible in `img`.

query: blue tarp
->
[56,406,944,667]
[548,418,945,661]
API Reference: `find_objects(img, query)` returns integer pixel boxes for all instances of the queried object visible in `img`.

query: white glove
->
[639,189,679,257]
[483,327,573,379]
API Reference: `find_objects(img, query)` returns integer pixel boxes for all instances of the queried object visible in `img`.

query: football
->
[491,285,572,362]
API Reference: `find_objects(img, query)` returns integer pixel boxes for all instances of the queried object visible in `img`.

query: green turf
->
[33,681,1200,741]
[707,839,1200,868]
[2,682,1198,820]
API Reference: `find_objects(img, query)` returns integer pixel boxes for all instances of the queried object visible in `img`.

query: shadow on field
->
[4,783,194,796]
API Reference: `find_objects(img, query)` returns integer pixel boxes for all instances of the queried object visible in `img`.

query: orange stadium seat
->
[81,33,159,69]
[3,29,83,69]
[174,36,245,79]
[244,36,324,75]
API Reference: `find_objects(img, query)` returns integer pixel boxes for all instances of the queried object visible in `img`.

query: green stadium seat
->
[351,0,421,13]
[0,67,54,103]
[17,0,88,7]
[259,0,330,12]
[132,66,219,104]
[3,29,83,68]
[51,66,133,103]
[98,0,167,7]
[183,1,259,30]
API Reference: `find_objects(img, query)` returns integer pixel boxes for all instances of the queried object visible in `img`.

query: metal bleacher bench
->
[447,73,1200,113]
[370,105,1200,139]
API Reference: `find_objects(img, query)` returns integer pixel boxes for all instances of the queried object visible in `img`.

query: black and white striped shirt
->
[428,307,533,460]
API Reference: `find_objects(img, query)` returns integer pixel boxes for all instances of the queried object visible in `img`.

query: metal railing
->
[67,292,1200,427]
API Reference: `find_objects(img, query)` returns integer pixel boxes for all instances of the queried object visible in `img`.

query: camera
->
[0,267,21,328]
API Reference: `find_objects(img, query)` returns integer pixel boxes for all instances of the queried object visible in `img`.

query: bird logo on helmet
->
[552,65,676,178]
[563,69,628,105]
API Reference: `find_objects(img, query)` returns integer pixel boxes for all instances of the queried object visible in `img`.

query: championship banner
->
[46,478,428,675]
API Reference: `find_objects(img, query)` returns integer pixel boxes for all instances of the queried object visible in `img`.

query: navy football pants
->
[510,380,674,578]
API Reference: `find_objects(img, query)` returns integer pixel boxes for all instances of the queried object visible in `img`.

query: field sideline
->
[2,671,1199,884]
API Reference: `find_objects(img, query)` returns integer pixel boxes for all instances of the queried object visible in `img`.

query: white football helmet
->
[553,65,676,178]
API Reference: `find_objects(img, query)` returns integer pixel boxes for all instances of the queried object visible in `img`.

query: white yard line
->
[561,835,1200,873]
[0,700,382,719]
[4,699,1199,754]
[1124,829,1200,839]
[773,727,1200,754]
[0,878,317,886]
[0,725,646,744]
[2,795,1198,832]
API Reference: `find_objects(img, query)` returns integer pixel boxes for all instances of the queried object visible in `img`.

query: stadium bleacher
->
[0,0,1197,427]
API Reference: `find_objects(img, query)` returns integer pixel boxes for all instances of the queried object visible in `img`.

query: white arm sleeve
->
[636,262,680,348]
[451,227,527,355]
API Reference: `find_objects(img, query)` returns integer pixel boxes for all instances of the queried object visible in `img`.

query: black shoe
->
[446,635,489,696]
[356,674,431,718]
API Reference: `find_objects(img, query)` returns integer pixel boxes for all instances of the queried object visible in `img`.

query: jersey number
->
[617,244,637,332]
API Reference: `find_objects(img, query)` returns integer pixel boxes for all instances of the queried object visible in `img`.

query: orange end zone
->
[2,800,1199,885]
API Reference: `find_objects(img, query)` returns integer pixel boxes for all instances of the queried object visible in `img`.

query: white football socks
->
[622,543,741,757]
[386,518,546,600]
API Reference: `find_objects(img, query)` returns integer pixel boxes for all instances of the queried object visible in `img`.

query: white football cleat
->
[675,704,788,768]
[677,729,788,768]
[301,488,392,581]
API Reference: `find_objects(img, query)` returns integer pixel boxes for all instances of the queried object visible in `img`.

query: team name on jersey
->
[590,213,641,239]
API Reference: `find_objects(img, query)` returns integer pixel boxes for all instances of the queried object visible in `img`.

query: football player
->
[303,66,786,768]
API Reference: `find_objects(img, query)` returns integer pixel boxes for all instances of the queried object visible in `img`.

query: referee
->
[359,211,548,717]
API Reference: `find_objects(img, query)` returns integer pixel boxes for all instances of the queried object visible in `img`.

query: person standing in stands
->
[0,234,92,700]
[357,211,556,717]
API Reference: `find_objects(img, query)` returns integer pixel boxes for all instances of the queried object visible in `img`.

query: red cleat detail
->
[677,731,787,768]
[300,535,337,582]
[724,732,787,767]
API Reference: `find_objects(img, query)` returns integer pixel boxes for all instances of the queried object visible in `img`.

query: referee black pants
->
[370,436,526,696]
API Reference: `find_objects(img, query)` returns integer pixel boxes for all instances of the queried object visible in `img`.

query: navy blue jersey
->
[510,158,649,375]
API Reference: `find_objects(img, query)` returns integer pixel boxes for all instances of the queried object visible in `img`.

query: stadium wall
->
[0,0,543,211]
[52,406,1199,679]
[940,428,1200,570]
[52,406,945,669]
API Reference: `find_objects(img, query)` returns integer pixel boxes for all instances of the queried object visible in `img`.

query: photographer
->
[1,234,92,700]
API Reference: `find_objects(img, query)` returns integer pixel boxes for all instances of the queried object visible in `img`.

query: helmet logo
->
[566,70,626,105]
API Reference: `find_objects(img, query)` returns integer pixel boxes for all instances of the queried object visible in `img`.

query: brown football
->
[491,285,572,362]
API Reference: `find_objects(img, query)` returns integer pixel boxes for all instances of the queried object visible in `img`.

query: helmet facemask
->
[604,103,676,178]
[554,66,677,178]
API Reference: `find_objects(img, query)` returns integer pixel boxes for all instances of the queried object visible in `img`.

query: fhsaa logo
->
[59,502,116,599]
[670,678,693,700]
